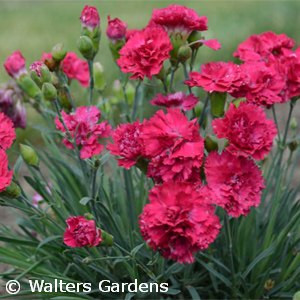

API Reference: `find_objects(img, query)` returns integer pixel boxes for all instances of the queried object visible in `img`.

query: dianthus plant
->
[0,4,300,300]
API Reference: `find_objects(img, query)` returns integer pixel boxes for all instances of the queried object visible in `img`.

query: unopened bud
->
[77,36,94,60]
[290,117,298,130]
[1,182,21,198]
[42,83,57,101]
[17,75,42,100]
[20,144,39,168]
[205,135,219,152]
[288,140,299,152]
[94,62,106,91]
[210,92,227,118]
[52,43,67,62]
[293,291,300,300]
[188,31,203,50]
[101,230,114,247]
[40,65,52,83]
[178,45,192,63]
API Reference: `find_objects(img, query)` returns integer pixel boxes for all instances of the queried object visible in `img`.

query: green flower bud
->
[188,31,203,50]
[1,182,21,198]
[94,62,106,91]
[77,36,94,60]
[101,230,114,247]
[58,88,72,111]
[205,135,219,152]
[30,70,42,87]
[52,43,67,62]
[290,117,298,130]
[178,45,192,63]
[170,34,186,65]
[42,83,57,102]
[17,75,42,100]
[210,92,227,118]
[293,291,300,300]
[40,65,52,83]
[20,144,39,168]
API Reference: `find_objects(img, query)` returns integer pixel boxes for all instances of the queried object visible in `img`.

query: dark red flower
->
[234,31,294,62]
[139,182,221,264]
[0,112,16,150]
[150,4,207,38]
[185,62,244,93]
[150,92,198,111]
[61,52,90,87]
[55,106,111,159]
[108,121,143,169]
[64,216,102,248]
[141,109,204,183]
[0,149,13,192]
[106,16,127,42]
[4,51,26,79]
[205,151,265,217]
[117,26,172,80]
[80,5,100,30]
[213,102,277,160]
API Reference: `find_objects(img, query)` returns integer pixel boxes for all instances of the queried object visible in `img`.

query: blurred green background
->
[1,0,300,145]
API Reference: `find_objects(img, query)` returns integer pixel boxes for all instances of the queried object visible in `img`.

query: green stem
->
[131,80,142,120]
[169,63,178,92]
[199,93,210,127]
[271,106,281,143]
[182,62,192,94]
[88,60,94,105]
[225,215,237,299]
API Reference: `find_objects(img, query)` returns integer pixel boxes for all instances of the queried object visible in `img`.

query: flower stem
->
[88,60,94,105]
[131,80,142,120]
[182,62,192,94]
[225,215,237,299]
[199,93,210,127]
[271,105,281,143]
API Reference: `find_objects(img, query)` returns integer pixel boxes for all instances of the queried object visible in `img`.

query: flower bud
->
[1,181,21,198]
[293,291,300,300]
[17,75,42,100]
[58,88,72,111]
[187,31,203,50]
[20,144,39,168]
[170,34,186,65]
[93,62,106,91]
[210,92,227,118]
[30,70,42,87]
[288,140,299,152]
[106,16,127,43]
[77,36,94,60]
[205,135,219,152]
[52,43,67,62]
[290,117,298,130]
[80,5,100,31]
[42,83,57,101]
[40,65,52,83]
[4,51,27,79]
[101,230,114,247]
[178,45,192,63]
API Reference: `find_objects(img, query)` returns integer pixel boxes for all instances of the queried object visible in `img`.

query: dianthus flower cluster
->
[185,31,300,106]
